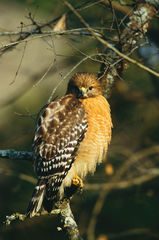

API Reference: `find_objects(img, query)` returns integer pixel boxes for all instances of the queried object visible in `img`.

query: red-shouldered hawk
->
[27,72,112,217]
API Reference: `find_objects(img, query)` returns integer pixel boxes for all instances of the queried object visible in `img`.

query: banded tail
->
[27,179,46,218]
[27,178,60,217]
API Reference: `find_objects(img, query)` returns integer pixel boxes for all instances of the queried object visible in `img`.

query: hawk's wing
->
[33,94,88,180]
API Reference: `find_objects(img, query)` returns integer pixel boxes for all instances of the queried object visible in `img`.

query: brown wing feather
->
[27,95,88,216]
[33,95,87,178]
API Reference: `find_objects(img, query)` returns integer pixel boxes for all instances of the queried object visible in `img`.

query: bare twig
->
[102,0,131,14]
[64,1,159,79]
[0,28,102,37]
[10,42,27,85]
[85,169,159,191]
[33,61,54,88]
[0,0,98,55]
[0,29,103,58]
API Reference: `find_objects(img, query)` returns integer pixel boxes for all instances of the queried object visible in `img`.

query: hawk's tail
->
[27,179,46,218]
[42,177,60,213]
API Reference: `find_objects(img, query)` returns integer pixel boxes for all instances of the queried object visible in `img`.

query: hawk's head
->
[67,72,103,98]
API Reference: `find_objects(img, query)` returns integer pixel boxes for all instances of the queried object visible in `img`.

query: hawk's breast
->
[63,95,112,186]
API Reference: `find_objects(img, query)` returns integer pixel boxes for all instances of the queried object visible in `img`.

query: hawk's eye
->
[88,86,93,90]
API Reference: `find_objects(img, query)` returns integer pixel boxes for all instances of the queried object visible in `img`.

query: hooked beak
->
[78,87,87,98]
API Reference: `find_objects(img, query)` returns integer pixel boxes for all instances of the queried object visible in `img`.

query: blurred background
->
[0,0,159,239]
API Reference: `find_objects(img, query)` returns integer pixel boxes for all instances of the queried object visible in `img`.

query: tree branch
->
[0,1,96,55]
[55,200,83,240]
[0,28,102,37]
[4,199,82,240]
[0,149,34,161]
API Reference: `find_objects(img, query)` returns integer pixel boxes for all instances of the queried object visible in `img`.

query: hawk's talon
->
[72,175,83,189]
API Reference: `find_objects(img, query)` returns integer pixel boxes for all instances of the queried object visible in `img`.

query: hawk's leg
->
[64,175,84,199]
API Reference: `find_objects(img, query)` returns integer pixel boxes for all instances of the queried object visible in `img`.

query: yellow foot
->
[72,175,83,189]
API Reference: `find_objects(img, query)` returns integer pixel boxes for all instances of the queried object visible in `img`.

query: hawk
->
[27,72,112,217]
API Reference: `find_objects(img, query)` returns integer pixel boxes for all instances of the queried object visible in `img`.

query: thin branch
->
[0,29,102,57]
[102,0,132,14]
[64,1,159,79]
[85,169,159,191]
[0,0,102,52]
[10,42,27,85]
[0,1,92,55]
[6,26,156,81]
[33,61,54,88]
[0,28,102,37]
